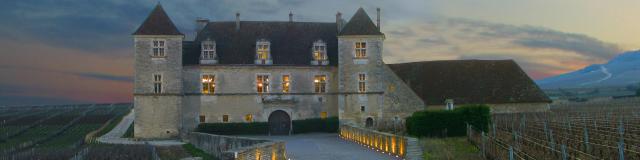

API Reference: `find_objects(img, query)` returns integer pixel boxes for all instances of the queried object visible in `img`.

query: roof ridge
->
[133,4,183,35]
[339,8,383,36]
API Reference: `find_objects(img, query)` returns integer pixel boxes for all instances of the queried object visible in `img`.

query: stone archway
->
[365,117,374,128]
[268,110,291,135]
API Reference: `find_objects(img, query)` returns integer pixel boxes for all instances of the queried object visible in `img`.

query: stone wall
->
[426,102,550,113]
[339,125,423,160]
[180,65,340,135]
[133,35,184,139]
[337,35,386,128]
[378,64,426,131]
[134,96,182,139]
[188,132,286,160]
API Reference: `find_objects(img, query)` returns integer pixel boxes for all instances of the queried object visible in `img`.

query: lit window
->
[358,73,366,92]
[355,42,366,58]
[201,74,215,94]
[222,115,229,122]
[256,39,270,64]
[320,112,328,119]
[282,75,290,93]
[313,40,327,61]
[314,75,327,93]
[153,74,162,93]
[199,115,206,123]
[201,40,216,60]
[245,114,253,122]
[256,75,270,93]
[152,40,166,57]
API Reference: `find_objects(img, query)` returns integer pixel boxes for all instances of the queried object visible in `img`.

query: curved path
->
[97,110,183,146]
[248,133,400,160]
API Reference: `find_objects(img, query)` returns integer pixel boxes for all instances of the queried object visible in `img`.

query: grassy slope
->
[121,123,134,138]
[182,143,218,160]
[421,137,481,160]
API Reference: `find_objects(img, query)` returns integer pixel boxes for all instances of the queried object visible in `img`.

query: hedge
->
[292,117,338,134]
[197,122,269,135]
[197,117,339,135]
[406,104,490,137]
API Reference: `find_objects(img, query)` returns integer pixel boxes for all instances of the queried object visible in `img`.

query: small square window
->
[245,114,253,122]
[320,112,328,119]
[199,115,206,123]
[222,115,229,122]
[360,106,365,112]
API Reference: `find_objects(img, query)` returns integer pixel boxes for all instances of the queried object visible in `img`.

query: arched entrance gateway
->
[268,110,291,135]
[365,117,374,128]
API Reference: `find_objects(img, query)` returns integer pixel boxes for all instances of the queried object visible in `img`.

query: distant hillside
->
[536,50,640,89]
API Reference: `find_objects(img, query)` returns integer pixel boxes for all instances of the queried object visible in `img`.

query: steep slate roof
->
[388,60,551,105]
[183,21,338,66]
[133,4,183,35]
[339,8,383,36]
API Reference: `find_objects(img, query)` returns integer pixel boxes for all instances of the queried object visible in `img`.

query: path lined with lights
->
[248,133,400,160]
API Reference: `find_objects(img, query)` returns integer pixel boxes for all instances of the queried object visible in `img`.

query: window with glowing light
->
[201,40,216,60]
[201,74,215,94]
[358,73,367,92]
[355,42,366,58]
[312,40,327,61]
[245,114,253,122]
[256,75,270,93]
[282,75,290,93]
[199,115,206,123]
[320,112,328,119]
[314,75,327,93]
[256,39,270,64]
[222,115,229,122]
[152,40,165,57]
[153,74,162,93]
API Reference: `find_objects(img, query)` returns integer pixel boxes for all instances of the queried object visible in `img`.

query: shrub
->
[197,122,269,135]
[292,117,338,134]
[406,104,490,137]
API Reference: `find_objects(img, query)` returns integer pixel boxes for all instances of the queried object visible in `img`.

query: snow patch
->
[580,65,612,86]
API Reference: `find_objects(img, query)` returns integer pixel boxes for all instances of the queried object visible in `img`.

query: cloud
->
[74,72,133,83]
[512,36,621,60]
[382,17,621,80]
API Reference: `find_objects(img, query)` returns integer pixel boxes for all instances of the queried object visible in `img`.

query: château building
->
[132,4,550,139]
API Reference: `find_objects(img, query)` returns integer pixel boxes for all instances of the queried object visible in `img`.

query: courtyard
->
[248,133,401,160]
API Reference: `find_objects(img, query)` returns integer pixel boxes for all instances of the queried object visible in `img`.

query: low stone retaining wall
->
[188,132,286,160]
[339,125,423,160]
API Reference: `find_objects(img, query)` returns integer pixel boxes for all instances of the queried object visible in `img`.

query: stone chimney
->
[376,8,381,31]
[195,17,209,33]
[235,12,240,31]
[289,11,293,22]
[336,12,342,33]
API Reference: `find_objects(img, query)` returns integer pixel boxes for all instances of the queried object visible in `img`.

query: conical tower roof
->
[339,8,383,36]
[133,4,183,35]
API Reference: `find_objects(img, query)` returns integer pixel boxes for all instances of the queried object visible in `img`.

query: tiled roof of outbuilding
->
[183,21,338,66]
[133,4,183,36]
[388,60,551,105]
[339,8,383,36]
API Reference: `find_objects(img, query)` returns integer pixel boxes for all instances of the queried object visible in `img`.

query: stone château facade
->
[132,4,550,139]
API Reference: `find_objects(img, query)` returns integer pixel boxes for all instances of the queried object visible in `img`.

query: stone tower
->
[132,4,184,139]
[337,8,386,128]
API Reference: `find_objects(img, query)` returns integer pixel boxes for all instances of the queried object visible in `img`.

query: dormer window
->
[311,40,329,65]
[200,40,217,64]
[255,39,272,64]
[151,40,166,58]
